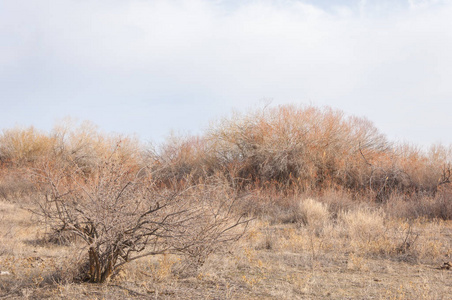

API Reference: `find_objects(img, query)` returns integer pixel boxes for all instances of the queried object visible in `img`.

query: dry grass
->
[1,105,452,298]
[2,194,452,299]
[298,198,330,228]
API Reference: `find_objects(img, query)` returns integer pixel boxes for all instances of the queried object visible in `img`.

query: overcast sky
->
[1,0,451,146]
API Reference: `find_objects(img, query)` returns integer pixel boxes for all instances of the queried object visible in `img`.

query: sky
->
[1,0,452,147]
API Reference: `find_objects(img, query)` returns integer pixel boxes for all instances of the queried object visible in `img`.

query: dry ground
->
[1,198,452,300]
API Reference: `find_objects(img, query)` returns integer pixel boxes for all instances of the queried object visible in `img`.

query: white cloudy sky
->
[1,0,451,146]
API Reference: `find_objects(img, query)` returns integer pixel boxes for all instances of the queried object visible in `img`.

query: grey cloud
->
[1,0,451,146]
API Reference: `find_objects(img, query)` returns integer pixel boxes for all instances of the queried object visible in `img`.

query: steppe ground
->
[1,196,452,300]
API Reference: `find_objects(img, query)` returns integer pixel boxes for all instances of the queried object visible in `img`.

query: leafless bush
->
[385,185,452,220]
[50,120,143,176]
[2,106,450,205]
[0,126,54,166]
[0,173,35,201]
[30,141,249,283]
[206,105,391,194]
[147,134,216,186]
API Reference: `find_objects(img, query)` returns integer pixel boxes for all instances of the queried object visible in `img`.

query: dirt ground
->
[1,199,452,300]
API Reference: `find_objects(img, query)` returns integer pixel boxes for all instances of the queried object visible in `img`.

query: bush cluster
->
[1,105,450,201]
[0,104,451,284]
[149,105,451,200]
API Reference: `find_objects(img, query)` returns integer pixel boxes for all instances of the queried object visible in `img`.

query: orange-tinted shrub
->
[206,105,390,193]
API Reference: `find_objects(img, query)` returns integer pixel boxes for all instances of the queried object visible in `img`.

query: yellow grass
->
[1,197,452,299]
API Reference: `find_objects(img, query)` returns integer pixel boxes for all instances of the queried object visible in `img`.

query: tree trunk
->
[88,247,119,283]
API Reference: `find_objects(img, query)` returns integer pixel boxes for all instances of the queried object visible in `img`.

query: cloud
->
[1,0,452,145]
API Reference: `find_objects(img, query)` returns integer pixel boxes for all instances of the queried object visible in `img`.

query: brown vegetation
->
[150,105,451,202]
[1,104,452,299]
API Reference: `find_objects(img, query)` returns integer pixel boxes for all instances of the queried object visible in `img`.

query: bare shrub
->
[147,133,215,186]
[30,141,248,283]
[50,120,143,175]
[206,105,391,194]
[0,126,54,166]
[0,172,35,201]
[2,105,450,206]
[385,185,452,220]
[202,105,452,201]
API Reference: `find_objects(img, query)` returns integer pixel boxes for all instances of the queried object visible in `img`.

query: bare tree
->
[31,142,249,283]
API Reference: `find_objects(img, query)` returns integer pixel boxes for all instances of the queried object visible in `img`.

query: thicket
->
[0,105,451,281]
[150,105,451,200]
[0,106,450,201]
